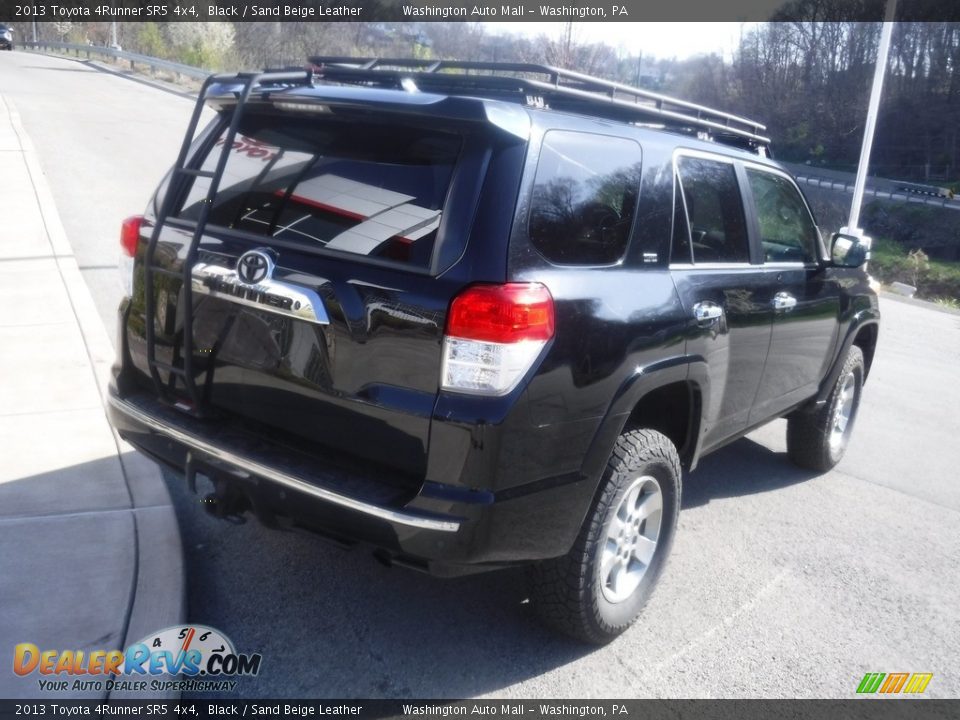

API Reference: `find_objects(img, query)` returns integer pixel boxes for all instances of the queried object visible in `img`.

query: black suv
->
[107,59,879,643]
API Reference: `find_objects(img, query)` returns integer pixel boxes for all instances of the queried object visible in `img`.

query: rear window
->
[177,113,461,268]
[528,131,642,265]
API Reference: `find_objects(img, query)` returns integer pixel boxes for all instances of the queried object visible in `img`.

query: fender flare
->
[580,355,711,489]
[812,308,880,406]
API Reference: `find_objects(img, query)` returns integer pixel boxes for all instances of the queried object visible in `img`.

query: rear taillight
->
[441,283,554,396]
[120,216,143,258]
[119,215,144,297]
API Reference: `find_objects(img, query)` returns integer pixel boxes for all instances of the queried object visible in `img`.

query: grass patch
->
[870,238,960,302]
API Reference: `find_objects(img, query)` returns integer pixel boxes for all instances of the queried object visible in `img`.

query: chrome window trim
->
[108,394,461,533]
[669,262,758,271]
[762,261,820,270]
[671,147,738,166]
[669,261,818,271]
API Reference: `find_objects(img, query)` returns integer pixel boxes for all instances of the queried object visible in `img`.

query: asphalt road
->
[3,50,958,699]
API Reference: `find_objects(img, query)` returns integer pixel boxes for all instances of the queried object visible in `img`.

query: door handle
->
[772,292,798,311]
[693,301,724,326]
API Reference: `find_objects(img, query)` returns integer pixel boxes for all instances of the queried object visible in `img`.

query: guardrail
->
[24,41,209,82]
[793,173,960,211]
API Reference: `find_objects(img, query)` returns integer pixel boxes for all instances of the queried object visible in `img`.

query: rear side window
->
[177,113,461,268]
[746,169,819,263]
[675,156,749,264]
[528,131,642,265]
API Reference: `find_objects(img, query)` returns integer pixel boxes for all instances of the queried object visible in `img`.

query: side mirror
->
[831,232,871,268]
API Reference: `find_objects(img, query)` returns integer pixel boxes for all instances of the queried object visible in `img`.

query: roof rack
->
[307,57,771,154]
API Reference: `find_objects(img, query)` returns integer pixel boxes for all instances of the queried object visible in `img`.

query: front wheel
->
[529,429,681,644]
[787,345,865,472]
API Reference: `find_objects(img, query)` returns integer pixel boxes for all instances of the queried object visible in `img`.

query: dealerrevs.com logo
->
[13,625,262,694]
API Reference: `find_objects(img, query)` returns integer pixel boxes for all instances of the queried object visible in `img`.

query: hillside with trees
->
[15,19,957,186]
[11,17,959,296]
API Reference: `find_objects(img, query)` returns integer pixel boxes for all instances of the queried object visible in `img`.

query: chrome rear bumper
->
[107,392,461,533]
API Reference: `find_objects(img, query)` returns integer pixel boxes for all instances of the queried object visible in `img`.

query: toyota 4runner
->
[106,59,879,643]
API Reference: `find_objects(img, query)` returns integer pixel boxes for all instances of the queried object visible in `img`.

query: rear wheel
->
[529,429,680,644]
[787,345,864,472]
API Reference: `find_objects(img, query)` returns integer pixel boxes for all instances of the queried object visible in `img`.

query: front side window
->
[675,156,750,264]
[528,131,642,265]
[177,113,461,268]
[746,169,820,263]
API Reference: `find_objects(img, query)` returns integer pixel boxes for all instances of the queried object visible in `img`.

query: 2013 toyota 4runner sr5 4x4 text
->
[106,59,879,643]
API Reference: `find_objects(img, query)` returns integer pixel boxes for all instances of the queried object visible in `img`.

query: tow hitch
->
[185,451,248,523]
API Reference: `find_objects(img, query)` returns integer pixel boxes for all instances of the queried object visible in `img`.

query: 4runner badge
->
[191,250,329,325]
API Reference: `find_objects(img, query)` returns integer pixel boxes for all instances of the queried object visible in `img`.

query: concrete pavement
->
[0,49,208,334]
[0,92,184,699]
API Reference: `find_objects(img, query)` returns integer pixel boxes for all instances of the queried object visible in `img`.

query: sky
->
[483,22,755,60]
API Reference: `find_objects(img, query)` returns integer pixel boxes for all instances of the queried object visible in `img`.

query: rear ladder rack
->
[142,69,313,414]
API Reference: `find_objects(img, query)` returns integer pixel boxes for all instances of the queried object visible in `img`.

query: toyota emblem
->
[236,250,274,285]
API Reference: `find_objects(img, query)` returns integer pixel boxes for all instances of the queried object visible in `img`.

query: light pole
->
[841,0,898,239]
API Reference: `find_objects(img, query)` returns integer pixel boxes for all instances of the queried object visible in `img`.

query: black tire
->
[787,345,865,472]
[529,429,681,644]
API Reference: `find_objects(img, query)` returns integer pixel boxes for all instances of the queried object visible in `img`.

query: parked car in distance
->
[0,25,14,51]
[106,59,879,643]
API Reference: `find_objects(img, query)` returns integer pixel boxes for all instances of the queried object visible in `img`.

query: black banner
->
[1,0,959,23]
[1,700,959,720]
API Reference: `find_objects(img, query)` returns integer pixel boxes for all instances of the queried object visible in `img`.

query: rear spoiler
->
[203,82,531,139]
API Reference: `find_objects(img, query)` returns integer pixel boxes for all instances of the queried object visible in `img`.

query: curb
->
[7,97,187,698]
[879,290,960,316]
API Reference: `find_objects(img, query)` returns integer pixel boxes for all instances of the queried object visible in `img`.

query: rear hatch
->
[125,87,528,481]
